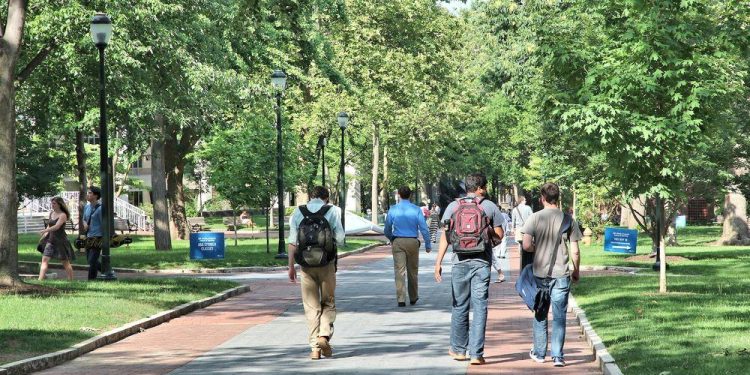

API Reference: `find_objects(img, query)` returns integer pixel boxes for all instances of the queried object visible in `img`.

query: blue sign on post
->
[603,228,638,254]
[189,232,225,260]
[675,215,687,228]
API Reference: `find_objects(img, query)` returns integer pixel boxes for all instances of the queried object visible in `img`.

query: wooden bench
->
[187,217,208,232]
[223,217,243,231]
[114,218,137,234]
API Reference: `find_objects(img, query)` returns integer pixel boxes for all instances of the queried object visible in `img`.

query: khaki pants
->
[391,238,420,303]
[300,262,336,349]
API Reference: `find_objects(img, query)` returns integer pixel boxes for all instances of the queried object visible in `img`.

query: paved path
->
[39,239,600,375]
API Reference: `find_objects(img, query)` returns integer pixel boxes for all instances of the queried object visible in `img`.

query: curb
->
[18,241,385,275]
[0,284,251,375]
[569,295,624,375]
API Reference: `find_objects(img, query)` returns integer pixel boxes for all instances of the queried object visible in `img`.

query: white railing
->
[18,192,151,231]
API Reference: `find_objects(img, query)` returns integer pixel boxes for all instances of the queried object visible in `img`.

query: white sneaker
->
[553,357,566,367]
[529,350,544,363]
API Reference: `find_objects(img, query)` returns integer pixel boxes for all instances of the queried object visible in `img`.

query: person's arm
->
[82,207,90,233]
[434,228,449,282]
[570,240,581,282]
[522,233,534,252]
[384,208,394,242]
[418,213,431,252]
[288,243,298,283]
[332,206,345,247]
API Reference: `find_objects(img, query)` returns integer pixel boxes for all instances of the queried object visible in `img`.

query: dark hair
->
[88,186,102,199]
[310,186,330,200]
[541,183,560,205]
[398,186,412,199]
[51,197,72,220]
[465,173,487,193]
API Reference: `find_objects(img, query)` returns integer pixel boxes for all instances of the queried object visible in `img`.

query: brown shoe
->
[317,336,333,357]
[448,350,467,361]
[470,357,486,365]
[310,349,321,360]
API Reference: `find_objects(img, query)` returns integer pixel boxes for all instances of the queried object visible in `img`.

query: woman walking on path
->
[38,197,76,281]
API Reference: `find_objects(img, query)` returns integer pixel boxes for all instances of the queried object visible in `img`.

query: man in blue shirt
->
[384,186,431,307]
[83,186,103,280]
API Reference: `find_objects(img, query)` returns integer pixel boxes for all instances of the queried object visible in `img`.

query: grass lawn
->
[0,278,238,365]
[17,234,381,270]
[573,226,750,374]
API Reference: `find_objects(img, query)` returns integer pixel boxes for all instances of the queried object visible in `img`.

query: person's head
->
[87,186,102,203]
[540,182,560,206]
[51,197,71,218]
[465,173,488,195]
[517,194,526,204]
[310,186,330,202]
[398,186,412,200]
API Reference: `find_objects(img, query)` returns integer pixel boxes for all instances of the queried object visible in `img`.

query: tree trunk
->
[0,1,27,287]
[75,128,88,236]
[151,114,172,250]
[163,124,197,240]
[166,157,189,239]
[381,145,389,212]
[371,122,380,225]
[233,208,238,247]
[659,232,667,293]
[720,192,750,245]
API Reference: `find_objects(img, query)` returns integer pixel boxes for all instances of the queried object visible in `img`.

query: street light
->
[272,70,287,259]
[321,136,327,186]
[91,13,116,281]
[337,112,349,240]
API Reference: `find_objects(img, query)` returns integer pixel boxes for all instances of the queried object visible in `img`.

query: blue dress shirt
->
[384,200,431,250]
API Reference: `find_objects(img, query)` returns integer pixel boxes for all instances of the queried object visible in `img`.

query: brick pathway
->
[38,239,601,375]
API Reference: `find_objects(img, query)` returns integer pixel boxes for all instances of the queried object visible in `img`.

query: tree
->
[0,0,27,287]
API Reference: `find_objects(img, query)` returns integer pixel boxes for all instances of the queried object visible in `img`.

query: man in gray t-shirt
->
[521,183,581,367]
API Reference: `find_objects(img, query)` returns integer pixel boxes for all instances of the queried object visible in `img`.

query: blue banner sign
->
[675,215,687,228]
[603,228,638,254]
[189,232,225,260]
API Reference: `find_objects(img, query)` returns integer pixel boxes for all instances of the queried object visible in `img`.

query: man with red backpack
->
[434,173,506,365]
[287,186,345,360]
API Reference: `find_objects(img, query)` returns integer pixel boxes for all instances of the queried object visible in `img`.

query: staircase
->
[18,192,151,234]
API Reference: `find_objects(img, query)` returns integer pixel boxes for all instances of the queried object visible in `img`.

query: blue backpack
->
[515,213,572,317]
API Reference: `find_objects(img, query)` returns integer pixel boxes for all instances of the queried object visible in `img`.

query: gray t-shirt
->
[522,208,582,278]
[441,195,506,262]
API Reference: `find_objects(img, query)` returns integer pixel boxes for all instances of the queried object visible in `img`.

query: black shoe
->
[410,298,419,305]
[398,302,406,307]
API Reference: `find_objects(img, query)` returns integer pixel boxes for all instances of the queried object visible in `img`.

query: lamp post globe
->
[91,12,116,280]
[337,112,349,240]
[272,70,288,259]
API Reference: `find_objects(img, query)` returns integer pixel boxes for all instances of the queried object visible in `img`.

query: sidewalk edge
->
[18,241,385,275]
[569,295,624,375]
[0,285,251,375]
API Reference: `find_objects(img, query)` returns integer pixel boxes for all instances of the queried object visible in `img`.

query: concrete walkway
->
[39,240,600,375]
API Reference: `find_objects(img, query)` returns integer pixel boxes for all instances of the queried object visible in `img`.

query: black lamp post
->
[337,112,349,239]
[91,13,116,281]
[321,136,327,186]
[271,70,287,259]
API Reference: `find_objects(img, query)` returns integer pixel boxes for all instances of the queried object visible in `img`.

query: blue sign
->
[603,228,638,254]
[189,232,225,260]
[675,215,687,228]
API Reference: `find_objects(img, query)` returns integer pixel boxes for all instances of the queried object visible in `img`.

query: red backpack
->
[449,197,491,254]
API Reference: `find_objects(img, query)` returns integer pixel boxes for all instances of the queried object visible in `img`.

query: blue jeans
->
[86,248,101,280]
[450,259,490,359]
[532,276,571,360]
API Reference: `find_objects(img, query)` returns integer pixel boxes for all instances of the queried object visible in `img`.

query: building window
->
[85,134,100,145]
[132,158,143,169]
[129,191,144,207]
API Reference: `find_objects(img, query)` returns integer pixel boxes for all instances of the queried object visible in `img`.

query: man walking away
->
[384,186,432,307]
[288,186,345,360]
[434,173,506,366]
[512,194,534,267]
[521,183,582,367]
[491,209,511,283]
[82,186,103,280]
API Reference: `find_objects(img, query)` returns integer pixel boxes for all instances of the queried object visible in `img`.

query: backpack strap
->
[300,205,331,219]
[547,213,572,278]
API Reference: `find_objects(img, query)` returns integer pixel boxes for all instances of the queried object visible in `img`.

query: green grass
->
[18,234,380,270]
[573,226,750,374]
[200,215,273,231]
[0,278,238,365]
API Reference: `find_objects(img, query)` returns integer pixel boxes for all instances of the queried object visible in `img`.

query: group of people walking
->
[37,186,107,281]
[286,173,582,368]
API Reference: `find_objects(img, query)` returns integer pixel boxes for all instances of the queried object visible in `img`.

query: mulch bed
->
[0,282,59,296]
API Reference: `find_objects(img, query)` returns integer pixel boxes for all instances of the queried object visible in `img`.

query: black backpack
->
[295,205,336,267]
